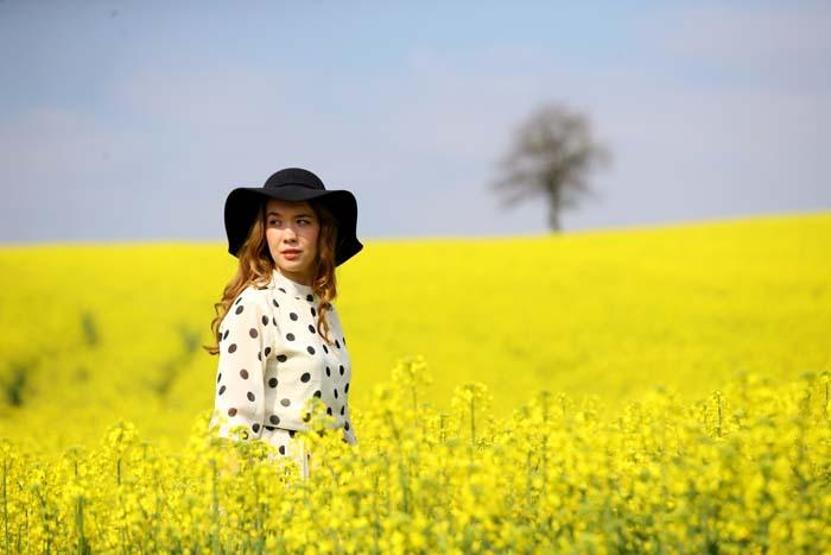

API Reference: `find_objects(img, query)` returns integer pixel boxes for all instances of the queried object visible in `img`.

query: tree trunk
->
[547,200,561,232]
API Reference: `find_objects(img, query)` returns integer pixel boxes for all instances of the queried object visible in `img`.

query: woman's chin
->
[279,260,308,273]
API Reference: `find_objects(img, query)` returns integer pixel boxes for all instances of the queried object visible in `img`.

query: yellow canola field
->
[0,211,829,552]
[2,358,831,553]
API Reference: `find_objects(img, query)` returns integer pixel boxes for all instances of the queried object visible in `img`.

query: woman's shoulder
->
[236,283,273,306]
[224,284,273,323]
[323,300,345,327]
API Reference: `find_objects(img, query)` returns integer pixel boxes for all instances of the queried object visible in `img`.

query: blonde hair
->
[203,198,340,356]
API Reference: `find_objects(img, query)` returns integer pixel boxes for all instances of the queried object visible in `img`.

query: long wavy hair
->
[203,198,340,356]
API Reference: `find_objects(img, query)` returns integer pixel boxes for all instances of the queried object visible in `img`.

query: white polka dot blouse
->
[210,268,356,445]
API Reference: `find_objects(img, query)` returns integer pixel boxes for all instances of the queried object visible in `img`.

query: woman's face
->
[264,198,320,284]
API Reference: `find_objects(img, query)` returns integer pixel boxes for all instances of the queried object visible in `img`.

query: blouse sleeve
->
[332,308,358,446]
[343,404,358,445]
[210,291,268,441]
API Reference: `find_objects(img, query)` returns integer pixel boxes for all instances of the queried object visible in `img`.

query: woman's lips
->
[283,250,301,259]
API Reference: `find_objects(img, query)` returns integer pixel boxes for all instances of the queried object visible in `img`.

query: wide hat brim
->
[224,169,363,266]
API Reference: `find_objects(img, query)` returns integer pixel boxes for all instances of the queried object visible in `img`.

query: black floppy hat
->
[224,167,363,266]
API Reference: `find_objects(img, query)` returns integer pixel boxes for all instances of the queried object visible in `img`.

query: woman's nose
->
[283,227,300,242]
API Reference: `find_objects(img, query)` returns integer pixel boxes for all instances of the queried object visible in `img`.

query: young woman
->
[206,167,364,479]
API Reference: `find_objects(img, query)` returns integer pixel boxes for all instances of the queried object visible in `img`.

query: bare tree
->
[489,102,612,232]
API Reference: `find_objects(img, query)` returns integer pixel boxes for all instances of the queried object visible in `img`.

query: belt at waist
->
[263,424,349,442]
[263,425,297,436]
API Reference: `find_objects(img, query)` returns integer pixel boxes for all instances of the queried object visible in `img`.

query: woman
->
[206,167,364,479]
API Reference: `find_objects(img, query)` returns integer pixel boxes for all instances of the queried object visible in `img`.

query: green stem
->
[469,390,476,447]
[3,457,9,555]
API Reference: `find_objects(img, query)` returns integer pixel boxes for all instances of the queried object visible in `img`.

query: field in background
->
[0,211,828,454]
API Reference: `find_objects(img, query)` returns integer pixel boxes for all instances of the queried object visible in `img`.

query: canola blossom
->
[0,213,829,552]
[2,357,830,553]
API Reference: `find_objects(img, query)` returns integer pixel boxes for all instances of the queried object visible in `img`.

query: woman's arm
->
[342,403,358,445]
[210,291,268,441]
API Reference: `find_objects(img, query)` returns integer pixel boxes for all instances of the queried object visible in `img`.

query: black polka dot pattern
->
[211,291,271,440]
[213,271,356,448]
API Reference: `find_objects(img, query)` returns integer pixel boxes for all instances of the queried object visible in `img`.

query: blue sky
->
[1,0,829,244]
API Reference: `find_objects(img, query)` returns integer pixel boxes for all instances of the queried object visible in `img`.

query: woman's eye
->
[268,218,310,225]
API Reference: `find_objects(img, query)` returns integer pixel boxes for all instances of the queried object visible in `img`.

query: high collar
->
[270,267,316,300]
